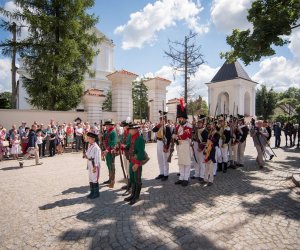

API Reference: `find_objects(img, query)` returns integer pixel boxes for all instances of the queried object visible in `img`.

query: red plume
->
[179,98,185,112]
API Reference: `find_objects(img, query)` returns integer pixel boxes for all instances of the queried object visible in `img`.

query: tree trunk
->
[11,22,17,109]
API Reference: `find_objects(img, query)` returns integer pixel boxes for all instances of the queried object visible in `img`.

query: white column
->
[107,70,138,122]
[144,77,171,123]
[83,91,106,124]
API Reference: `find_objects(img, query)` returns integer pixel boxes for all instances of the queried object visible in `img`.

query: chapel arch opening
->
[217,92,229,115]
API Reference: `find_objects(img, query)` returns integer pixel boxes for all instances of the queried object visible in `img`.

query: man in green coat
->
[124,123,145,205]
[103,120,117,188]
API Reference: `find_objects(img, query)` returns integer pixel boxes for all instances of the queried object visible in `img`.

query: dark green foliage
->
[256,85,278,120]
[102,88,112,111]
[187,96,208,116]
[15,0,101,110]
[0,91,12,109]
[221,0,300,65]
[132,79,148,120]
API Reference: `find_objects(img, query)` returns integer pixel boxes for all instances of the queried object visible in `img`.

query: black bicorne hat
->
[87,132,98,139]
[128,123,140,130]
[104,120,115,126]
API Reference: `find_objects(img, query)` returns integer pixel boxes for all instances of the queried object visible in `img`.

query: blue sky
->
[1,0,300,101]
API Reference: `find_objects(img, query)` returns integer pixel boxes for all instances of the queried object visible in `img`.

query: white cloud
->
[114,0,209,50]
[0,58,12,92]
[211,0,253,32]
[252,56,300,92]
[288,28,300,59]
[146,64,219,101]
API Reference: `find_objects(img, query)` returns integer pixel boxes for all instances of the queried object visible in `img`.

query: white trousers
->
[192,142,204,178]
[220,144,229,162]
[88,163,99,183]
[179,165,190,181]
[232,143,238,162]
[157,140,169,176]
[204,161,214,183]
[237,141,246,164]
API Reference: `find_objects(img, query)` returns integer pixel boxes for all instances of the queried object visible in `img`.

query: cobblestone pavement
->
[0,138,299,250]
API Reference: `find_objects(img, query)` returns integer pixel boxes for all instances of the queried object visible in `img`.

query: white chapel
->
[206,61,257,117]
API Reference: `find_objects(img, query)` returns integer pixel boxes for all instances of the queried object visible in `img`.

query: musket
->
[213,103,218,121]
[190,105,198,163]
[167,117,178,163]
[118,141,127,179]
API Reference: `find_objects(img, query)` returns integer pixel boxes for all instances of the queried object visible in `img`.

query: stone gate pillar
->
[83,89,106,124]
[107,70,138,122]
[144,77,171,122]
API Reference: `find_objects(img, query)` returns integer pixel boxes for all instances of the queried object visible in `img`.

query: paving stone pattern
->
[0,138,299,250]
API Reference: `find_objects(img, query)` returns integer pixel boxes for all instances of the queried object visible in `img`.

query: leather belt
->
[156,138,163,141]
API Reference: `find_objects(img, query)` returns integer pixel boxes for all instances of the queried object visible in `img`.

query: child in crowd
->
[36,129,43,157]
[10,129,20,160]
[49,128,58,157]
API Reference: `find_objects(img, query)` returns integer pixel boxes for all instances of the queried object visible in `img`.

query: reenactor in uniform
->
[84,132,101,199]
[191,115,208,181]
[173,99,193,186]
[119,120,132,194]
[237,115,249,167]
[203,122,220,186]
[250,120,269,169]
[230,117,240,168]
[102,120,117,188]
[123,123,145,205]
[217,116,231,173]
[152,111,172,181]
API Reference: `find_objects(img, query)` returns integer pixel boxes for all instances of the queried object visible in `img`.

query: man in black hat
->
[84,132,101,199]
[102,120,117,188]
[217,116,231,173]
[119,120,132,193]
[173,99,193,186]
[191,115,208,181]
[237,116,249,167]
[123,123,145,205]
[152,111,172,181]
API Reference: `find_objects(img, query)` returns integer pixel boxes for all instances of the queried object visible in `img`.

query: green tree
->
[132,79,148,120]
[0,91,12,109]
[276,87,300,118]
[16,0,100,110]
[102,88,112,111]
[0,7,27,109]
[221,0,300,65]
[256,85,278,120]
[187,96,208,116]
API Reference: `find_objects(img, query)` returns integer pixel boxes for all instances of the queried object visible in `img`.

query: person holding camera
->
[250,120,269,169]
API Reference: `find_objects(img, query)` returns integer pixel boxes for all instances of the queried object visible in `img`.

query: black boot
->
[223,162,227,173]
[130,183,142,205]
[90,183,99,199]
[122,181,132,196]
[217,163,222,172]
[87,182,93,198]
[124,183,136,202]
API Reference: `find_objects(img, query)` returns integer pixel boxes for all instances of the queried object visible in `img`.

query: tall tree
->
[16,0,100,110]
[132,79,148,120]
[256,85,278,120]
[102,88,112,111]
[221,0,300,65]
[165,31,205,103]
[0,7,27,109]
